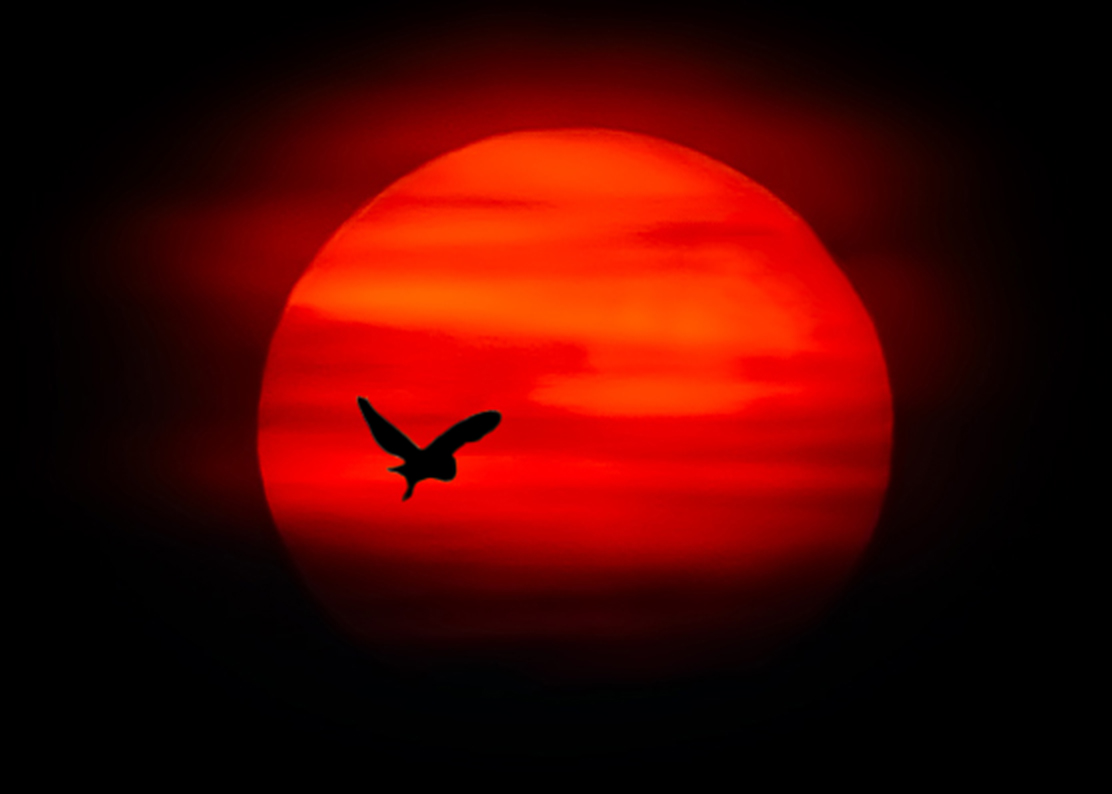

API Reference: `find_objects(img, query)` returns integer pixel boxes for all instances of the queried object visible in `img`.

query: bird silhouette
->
[357,397,501,501]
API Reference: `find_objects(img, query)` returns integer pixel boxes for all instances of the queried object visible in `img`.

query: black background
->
[19,3,1080,775]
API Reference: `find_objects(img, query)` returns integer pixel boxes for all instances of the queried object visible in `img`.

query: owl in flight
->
[357,397,502,501]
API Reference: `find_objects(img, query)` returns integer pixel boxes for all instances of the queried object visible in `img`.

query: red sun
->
[258,129,892,680]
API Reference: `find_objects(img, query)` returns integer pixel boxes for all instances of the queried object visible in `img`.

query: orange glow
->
[258,129,892,679]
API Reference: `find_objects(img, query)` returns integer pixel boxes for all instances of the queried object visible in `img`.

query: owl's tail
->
[388,464,417,501]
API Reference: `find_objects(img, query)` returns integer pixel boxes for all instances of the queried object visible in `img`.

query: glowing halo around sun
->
[258,129,892,680]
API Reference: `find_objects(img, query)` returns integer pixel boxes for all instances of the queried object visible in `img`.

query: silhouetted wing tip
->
[468,410,502,434]
[428,410,502,453]
[476,410,501,427]
[357,397,419,458]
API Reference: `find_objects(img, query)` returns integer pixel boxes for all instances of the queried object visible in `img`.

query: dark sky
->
[19,3,1080,776]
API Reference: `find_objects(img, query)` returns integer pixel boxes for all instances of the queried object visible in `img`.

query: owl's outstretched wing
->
[426,411,501,456]
[357,397,420,460]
